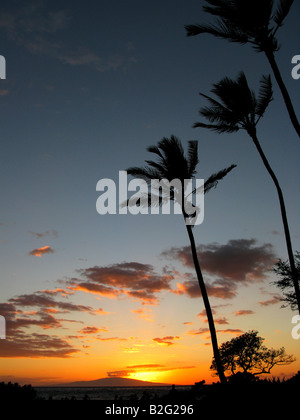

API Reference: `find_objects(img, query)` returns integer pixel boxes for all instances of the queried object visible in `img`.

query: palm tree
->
[193,71,300,314]
[185,0,300,138]
[125,135,236,384]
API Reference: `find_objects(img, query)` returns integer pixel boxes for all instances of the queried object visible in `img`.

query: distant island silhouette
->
[52,377,171,387]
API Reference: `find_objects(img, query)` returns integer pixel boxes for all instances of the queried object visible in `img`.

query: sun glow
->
[129,371,165,383]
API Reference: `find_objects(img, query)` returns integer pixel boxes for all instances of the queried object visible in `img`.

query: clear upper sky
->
[0,0,299,385]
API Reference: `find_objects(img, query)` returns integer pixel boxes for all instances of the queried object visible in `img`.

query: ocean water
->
[34,385,191,401]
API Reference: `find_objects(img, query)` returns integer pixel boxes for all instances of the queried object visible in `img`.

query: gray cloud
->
[163,238,276,283]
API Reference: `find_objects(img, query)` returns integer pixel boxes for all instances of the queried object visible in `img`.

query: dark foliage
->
[272,251,300,311]
[0,382,36,401]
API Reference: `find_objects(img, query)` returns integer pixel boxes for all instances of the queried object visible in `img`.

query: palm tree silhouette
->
[185,0,300,138]
[193,71,300,314]
[125,135,236,384]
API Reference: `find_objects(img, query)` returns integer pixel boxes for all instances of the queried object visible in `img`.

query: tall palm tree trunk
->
[185,223,227,384]
[265,50,300,138]
[249,129,300,314]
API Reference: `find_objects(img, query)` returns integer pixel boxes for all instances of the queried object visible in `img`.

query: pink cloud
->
[259,295,282,306]
[187,328,243,337]
[69,262,175,304]
[234,310,255,316]
[79,326,108,334]
[28,245,54,257]
[152,336,180,346]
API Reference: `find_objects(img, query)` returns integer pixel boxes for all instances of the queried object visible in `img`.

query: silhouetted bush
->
[228,372,258,384]
[0,382,36,401]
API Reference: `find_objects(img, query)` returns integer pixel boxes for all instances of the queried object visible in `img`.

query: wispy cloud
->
[187,328,243,337]
[107,364,195,378]
[131,307,154,322]
[152,336,180,347]
[0,4,70,35]
[234,309,255,316]
[59,48,128,72]
[96,336,127,342]
[8,291,94,314]
[206,317,229,325]
[221,329,243,335]
[28,245,54,257]
[38,288,73,298]
[79,326,108,334]
[198,309,216,317]
[186,327,210,336]
[259,295,281,306]
[95,308,110,315]
[197,309,229,324]
[0,2,137,73]
[29,229,58,238]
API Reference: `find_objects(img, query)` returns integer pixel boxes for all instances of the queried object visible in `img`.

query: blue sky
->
[0,0,299,385]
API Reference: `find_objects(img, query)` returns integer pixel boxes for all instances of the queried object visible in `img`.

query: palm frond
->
[187,140,199,177]
[193,121,240,134]
[197,72,257,130]
[147,145,165,160]
[145,160,168,178]
[125,136,237,230]
[203,0,273,32]
[185,21,249,44]
[236,72,258,124]
[273,0,294,29]
[126,136,192,191]
[209,73,253,117]
[157,135,184,156]
[120,192,152,209]
[196,71,273,134]
[200,92,236,117]
[256,74,273,119]
[204,164,237,193]
[185,23,209,37]
[186,0,281,53]
[200,104,239,126]
[156,135,190,180]
[126,166,161,183]
[199,92,241,127]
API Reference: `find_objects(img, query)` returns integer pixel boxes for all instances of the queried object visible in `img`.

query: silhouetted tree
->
[125,135,236,384]
[272,251,300,311]
[210,331,295,379]
[193,72,300,314]
[0,382,36,401]
[185,0,300,138]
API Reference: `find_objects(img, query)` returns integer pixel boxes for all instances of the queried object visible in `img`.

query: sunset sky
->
[0,0,299,386]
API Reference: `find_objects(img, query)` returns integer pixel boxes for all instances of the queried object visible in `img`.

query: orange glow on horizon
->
[1,355,299,387]
[128,371,166,383]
